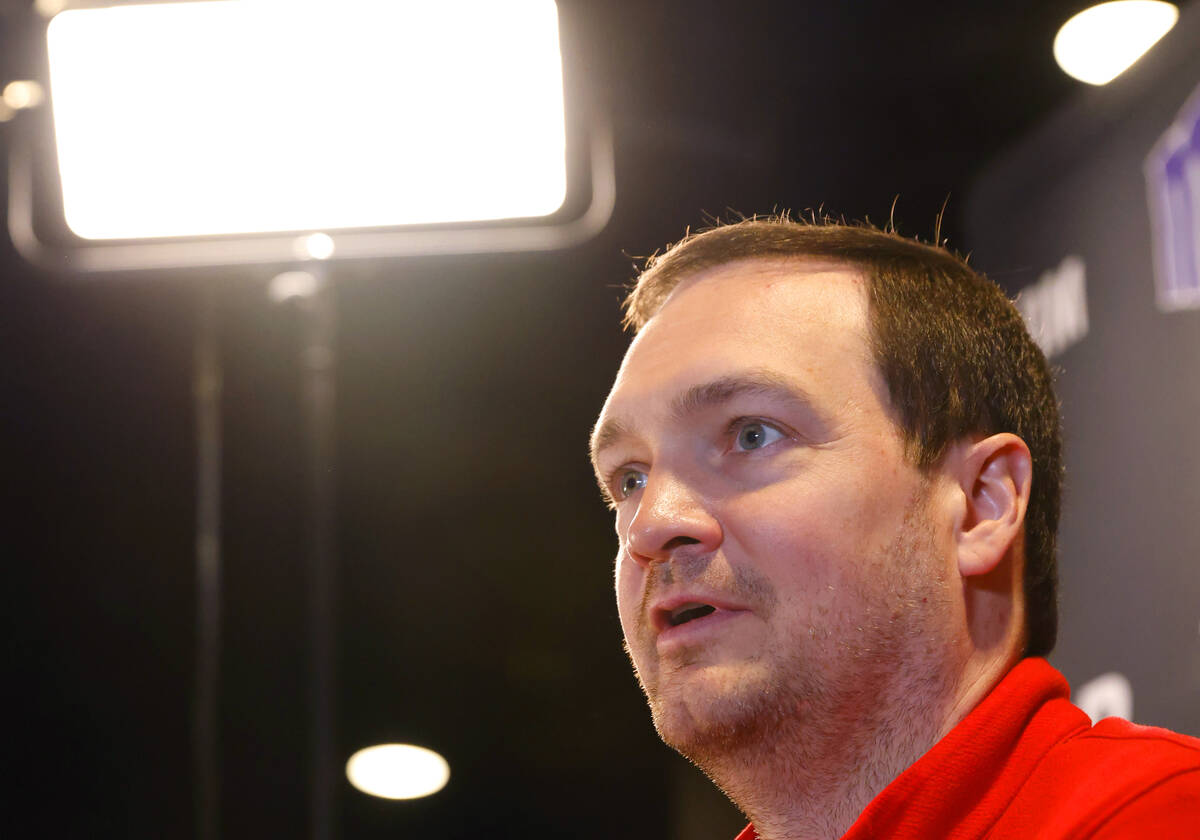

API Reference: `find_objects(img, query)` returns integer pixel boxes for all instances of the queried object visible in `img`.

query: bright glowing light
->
[297,233,335,260]
[1053,1,1178,85]
[345,743,450,800]
[3,80,45,110]
[268,270,320,302]
[46,0,567,240]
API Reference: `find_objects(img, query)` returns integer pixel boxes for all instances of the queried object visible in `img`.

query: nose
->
[624,472,723,566]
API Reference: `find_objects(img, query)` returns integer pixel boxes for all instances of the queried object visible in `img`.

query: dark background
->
[1,1,1194,838]
[966,0,1200,748]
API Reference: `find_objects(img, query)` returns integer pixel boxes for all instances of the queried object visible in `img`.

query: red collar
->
[735,659,1089,840]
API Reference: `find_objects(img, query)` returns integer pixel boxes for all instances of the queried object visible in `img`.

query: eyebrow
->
[589,369,817,468]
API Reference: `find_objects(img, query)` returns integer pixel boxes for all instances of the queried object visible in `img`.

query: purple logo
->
[1146,82,1200,311]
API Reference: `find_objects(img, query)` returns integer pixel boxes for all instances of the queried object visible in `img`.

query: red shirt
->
[735,658,1200,839]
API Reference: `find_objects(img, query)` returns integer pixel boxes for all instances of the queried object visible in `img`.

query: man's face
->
[591,259,963,758]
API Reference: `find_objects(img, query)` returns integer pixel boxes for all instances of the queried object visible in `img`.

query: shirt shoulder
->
[1087,766,1200,839]
[992,717,1200,838]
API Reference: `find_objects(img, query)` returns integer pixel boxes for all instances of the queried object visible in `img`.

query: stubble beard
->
[626,558,789,762]
[627,497,962,816]
[631,639,815,761]
[630,629,846,785]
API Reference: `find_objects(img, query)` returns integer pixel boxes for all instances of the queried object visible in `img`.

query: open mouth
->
[667,603,717,627]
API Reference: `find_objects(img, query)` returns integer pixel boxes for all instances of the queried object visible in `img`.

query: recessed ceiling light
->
[1053,1,1179,85]
[345,743,450,800]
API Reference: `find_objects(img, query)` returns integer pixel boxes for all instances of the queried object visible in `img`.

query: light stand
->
[194,282,223,840]
[5,3,613,837]
[298,268,338,840]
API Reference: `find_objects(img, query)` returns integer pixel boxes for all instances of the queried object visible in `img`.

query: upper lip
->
[649,593,748,633]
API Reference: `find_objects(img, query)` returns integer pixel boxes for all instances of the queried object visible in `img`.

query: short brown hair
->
[623,217,1062,658]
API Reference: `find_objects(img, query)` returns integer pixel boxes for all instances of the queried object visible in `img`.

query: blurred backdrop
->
[1,1,1197,838]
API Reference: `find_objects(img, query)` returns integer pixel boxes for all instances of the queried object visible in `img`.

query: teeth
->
[668,603,717,627]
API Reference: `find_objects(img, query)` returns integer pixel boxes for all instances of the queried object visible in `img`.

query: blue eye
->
[734,422,784,451]
[618,469,647,499]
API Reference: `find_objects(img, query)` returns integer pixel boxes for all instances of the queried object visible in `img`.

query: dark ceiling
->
[1,0,1113,837]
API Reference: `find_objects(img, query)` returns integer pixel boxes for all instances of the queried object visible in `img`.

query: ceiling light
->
[2,80,45,110]
[345,743,450,800]
[1053,1,1178,85]
[296,233,335,261]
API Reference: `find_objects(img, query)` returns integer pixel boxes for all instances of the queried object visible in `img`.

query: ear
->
[950,433,1033,578]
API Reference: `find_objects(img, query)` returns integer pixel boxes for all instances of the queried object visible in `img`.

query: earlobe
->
[954,433,1033,577]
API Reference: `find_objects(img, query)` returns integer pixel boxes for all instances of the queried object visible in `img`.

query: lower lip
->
[655,609,749,654]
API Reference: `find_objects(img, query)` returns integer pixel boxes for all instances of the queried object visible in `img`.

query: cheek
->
[723,481,876,604]
[726,478,850,555]
[742,462,909,547]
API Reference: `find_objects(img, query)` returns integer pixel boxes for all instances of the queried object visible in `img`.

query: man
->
[589,217,1200,839]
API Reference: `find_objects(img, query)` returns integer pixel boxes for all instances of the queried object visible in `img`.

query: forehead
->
[615,257,871,388]
[593,258,882,459]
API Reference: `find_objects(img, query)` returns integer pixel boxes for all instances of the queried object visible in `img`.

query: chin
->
[647,660,784,757]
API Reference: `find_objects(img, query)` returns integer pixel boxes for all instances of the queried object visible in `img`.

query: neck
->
[703,669,957,840]
[699,646,1020,840]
